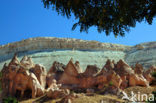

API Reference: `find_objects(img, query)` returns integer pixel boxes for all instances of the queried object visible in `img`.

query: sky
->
[0,0,156,46]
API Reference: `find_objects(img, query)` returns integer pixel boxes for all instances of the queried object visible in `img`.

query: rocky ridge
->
[0,37,156,70]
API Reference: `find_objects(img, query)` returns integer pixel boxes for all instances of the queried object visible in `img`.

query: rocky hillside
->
[0,37,155,70]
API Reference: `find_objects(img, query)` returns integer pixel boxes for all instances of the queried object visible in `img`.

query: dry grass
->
[72,94,125,103]
[20,94,124,103]
[124,86,156,96]
[20,86,156,103]
[20,95,61,103]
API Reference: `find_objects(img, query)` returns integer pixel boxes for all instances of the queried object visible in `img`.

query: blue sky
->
[0,0,156,46]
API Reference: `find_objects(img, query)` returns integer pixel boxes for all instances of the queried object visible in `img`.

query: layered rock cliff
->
[0,37,155,70]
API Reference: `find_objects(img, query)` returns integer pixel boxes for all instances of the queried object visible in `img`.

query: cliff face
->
[125,42,156,68]
[0,37,155,70]
[0,37,130,55]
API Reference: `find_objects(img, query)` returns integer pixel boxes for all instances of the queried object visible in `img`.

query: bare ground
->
[20,86,156,103]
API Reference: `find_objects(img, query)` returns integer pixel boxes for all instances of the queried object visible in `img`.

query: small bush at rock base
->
[2,97,18,103]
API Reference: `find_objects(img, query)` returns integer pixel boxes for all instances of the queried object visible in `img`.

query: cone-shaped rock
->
[83,65,100,77]
[143,66,156,84]
[9,53,20,66]
[75,61,83,73]
[104,59,114,70]
[58,58,80,85]
[115,59,134,76]
[48,61,65,74]
[47,61,66,87]
[64,58,79,77]
[20,55,28,64]
[20,56,34,68]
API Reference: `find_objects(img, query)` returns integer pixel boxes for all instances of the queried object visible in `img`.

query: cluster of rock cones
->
[0,54,156,102]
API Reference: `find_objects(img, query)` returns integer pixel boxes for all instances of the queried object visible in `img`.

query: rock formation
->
[115,59,134,76]
[95,69,122,90]
[1,37,156,70]
[20,56,34,69]
[103,59,115,70]
[46,79,70,99]
[74,61,83,73]
[8,53,20,66]
[129,74,149,87]
[1,54,45,98]
[58,59,80,87]
[47,61,65,83]
[46,61,66,88]
[0,54,156,101]
[29,64,47,89]
[134,63,144,74]
[143,66,156,84]
[12,70,45,98]
[83,65,100,77]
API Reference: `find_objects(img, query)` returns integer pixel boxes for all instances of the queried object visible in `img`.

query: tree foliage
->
[42,0,156,37]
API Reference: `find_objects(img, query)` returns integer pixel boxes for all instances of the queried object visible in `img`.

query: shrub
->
[109,81,113,86]
[152,72,156,80]
[2,97,18,103]
[152,91,156,102]
[147,72,156,103]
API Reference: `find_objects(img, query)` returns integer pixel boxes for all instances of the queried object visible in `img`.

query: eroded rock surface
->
[0,37,128,70]
[1,54,45,98]
[0,37,156,69]
[0,38,156,70]
[0,54,156,101]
